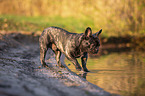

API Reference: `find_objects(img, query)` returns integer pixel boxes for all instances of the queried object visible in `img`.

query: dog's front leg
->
[67,56,82,71]
[55,50,65,68]
[81,52,89,72]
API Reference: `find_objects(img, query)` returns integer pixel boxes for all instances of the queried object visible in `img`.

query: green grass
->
[0,14,94,34]
[0,14,145,38]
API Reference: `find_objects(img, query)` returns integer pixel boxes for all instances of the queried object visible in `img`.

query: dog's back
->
[42,27,80,52]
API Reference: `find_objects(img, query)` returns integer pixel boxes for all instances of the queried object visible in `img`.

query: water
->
[66,51,145,96]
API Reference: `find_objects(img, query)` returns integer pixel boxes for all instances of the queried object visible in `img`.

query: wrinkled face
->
[80,27,102,54]
[81,36,100,54]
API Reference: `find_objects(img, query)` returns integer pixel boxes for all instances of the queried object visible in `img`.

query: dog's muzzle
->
[90,47,99,54]
[94,48,99,54]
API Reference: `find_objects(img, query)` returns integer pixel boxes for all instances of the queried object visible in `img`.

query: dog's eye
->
[86,42,90,45]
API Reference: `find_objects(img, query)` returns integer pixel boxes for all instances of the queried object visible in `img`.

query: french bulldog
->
[39,27,102,72]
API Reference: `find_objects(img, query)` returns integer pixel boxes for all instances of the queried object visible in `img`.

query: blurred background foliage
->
[0,0,145,37]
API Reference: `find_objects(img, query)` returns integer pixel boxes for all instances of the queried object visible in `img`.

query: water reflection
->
[78,72,87,79]
[66,51,145,96]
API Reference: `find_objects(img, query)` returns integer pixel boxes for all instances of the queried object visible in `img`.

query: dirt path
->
[0,33,112,96]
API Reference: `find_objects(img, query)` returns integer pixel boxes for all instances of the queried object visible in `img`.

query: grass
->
[0,14,94,34]
[0,14,145,38]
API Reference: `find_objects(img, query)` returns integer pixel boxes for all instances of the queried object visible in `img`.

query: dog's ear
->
[94,29,102,37]
[85,27,92,37]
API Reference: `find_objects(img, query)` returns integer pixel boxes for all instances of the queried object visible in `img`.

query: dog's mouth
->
[88,48,99,54]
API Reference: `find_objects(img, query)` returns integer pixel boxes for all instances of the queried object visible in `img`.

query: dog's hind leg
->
[40,46,48,67]
[40,44,48,67]
[39,36,48,67]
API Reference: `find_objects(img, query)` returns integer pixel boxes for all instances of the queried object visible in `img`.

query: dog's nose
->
[95,50,99,54]
[93,49,98,54]
[95,48,99,53]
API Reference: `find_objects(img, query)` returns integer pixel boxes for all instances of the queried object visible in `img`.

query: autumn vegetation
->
[0,0,145,38]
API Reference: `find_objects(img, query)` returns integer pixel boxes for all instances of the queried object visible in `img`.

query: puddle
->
[66,51,145,96]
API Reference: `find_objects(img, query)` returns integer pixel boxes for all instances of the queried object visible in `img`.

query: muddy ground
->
[0,33,113,96]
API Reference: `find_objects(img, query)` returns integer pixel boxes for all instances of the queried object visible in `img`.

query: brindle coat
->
[39,27,102,72]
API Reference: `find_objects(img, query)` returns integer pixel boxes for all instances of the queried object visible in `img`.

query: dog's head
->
[80,27,102,54]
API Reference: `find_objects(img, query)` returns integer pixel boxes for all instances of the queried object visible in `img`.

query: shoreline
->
[0,33,113,96]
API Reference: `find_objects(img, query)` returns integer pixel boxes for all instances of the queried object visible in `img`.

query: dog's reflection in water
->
[79,72,88,79]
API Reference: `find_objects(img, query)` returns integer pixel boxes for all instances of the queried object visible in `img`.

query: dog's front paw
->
[83,69,90,72]
[76,66,82,71]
